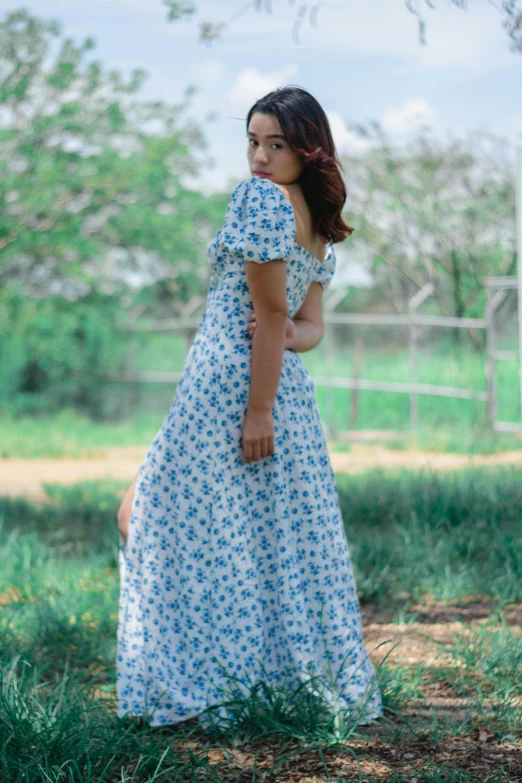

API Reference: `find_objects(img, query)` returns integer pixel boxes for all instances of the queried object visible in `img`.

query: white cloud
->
[381,98,441,138]
[226,64,299,110]
[327,101,441,156]
[326,110,376,155]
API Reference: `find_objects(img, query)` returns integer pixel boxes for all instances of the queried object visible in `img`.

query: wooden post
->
[516,148,522,422]
[409,303,418,432]
[408,282,434,432]
[351,337,362,425]
[485,285,496,429]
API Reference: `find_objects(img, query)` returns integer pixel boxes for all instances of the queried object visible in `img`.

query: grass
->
[0,408,163,459]
[0,468,521,780]
[2,404,522,461]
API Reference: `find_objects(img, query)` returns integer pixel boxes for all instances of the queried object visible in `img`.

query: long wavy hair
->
[246,85,353,244]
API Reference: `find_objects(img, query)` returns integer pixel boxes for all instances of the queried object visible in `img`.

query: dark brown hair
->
[246,85,353,244]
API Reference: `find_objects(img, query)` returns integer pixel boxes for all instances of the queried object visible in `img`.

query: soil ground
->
[170,598,522,781]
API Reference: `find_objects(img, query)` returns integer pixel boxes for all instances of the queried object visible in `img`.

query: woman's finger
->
[260,437,269,458]
[243,440,252,463]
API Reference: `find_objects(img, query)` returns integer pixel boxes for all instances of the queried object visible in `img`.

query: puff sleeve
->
[220,176,296,263]
[314,245,337,291]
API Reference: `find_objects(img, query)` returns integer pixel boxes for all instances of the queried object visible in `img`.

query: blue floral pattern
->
[116,175,383,727]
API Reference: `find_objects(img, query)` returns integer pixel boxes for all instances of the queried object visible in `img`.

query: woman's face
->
[247,111,304,185]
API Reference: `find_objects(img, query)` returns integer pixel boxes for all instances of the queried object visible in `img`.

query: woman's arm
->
[245,258,288,411]
[289,316,323,352]
[248,280,324,353]
[117,470,139,544]
[241,259,288,462]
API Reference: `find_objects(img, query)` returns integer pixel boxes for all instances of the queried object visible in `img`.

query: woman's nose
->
[254,148,269,163]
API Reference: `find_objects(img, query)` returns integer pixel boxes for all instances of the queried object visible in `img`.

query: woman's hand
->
[248,312,295,349]
[117,475,137,545]
[241,405,275,464]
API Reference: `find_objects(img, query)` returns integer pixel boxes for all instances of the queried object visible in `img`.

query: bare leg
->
[117,472,138,545]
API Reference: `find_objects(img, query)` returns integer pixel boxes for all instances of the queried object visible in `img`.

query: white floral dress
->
[116,175,383,727]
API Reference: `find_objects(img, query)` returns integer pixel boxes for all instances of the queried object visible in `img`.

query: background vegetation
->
[1,469,520,780]
[1,10,520,447]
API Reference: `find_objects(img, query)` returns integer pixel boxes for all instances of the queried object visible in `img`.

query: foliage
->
[503,0,522,52]
[175,0,522,52]
[0,284,126,418]
[406,0,522,54]
[342,125,516,318]
[0,9,225,304]
[338,464,522,603]
[162,0,197,23]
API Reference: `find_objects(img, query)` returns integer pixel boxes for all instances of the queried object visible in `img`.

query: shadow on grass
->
[1,470,521,781]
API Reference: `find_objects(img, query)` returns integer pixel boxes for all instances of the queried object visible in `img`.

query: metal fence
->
[109,276,522,439]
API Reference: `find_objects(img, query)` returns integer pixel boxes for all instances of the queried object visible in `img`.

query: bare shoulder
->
[267,179,291,203]
[277,182,291,198]
[270,181,307,214]
[276,181,303,201]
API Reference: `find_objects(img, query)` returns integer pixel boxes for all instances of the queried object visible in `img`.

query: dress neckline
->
[251,175,331,265]
[293,240,332,266]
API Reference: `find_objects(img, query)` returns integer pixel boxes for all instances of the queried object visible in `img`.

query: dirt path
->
[3,442,522,501]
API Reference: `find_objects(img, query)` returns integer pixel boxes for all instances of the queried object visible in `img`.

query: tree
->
[342,124,516,327]
[0,9,225,304]
[164,0,522,54]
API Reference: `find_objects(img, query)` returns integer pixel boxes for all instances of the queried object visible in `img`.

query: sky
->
[6,0,522,197]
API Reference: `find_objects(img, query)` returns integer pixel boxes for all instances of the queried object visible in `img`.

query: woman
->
[116,86,383,729]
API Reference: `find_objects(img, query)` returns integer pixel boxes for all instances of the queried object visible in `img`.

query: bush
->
[0,286,126,419]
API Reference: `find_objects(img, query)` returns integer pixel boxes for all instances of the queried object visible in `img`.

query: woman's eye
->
[248,140,283,150]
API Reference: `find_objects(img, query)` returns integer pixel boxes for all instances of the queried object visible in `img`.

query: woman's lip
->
[254,172,270,176]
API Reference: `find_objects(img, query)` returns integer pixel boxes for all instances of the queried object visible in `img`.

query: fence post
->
[350,337,362,425]
[408,300,418,431]
[516,147,522,423]
[485,284,497,429]
[408,282,434,432]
